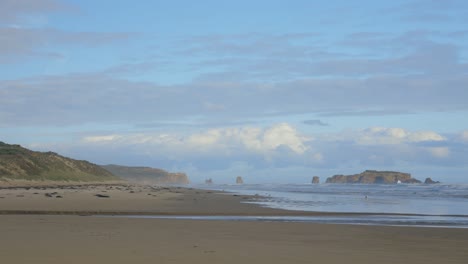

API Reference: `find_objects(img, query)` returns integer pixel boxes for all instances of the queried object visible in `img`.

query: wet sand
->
[1,183,468,263]
[0,183,286,215]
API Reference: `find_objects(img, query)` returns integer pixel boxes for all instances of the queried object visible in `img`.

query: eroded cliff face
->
[101,164,189,184]
[325,170,421,184]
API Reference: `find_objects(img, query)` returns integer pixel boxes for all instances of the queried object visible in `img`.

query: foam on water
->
[191,183,468,227]
[101,214,468,228]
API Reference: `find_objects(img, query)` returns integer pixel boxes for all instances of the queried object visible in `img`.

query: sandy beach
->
[0,182,286,215]
[1,183,468,264]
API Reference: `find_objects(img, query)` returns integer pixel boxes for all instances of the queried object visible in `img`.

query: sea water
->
[192,183,468,228]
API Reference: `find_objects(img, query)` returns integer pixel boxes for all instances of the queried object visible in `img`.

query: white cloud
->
[21,125,465,183]
[80,126,449,160]
[428,147,450,158]
[75,125,458,171]
[408,131,446,142]
[262,123,309,154]
[351,127,446,145]
[198,123,309,155]
[81,123,309,157]
[461,130,468,142]
[83,135,122,143]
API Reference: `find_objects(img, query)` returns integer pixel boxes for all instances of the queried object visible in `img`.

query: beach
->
[1,183,468,264]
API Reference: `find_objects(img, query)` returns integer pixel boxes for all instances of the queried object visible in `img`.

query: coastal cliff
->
[102,164,189,185]
[325,170,422,184]
[0,141,118,182]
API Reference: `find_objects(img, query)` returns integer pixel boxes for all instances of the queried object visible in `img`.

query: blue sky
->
[1,0,468,183]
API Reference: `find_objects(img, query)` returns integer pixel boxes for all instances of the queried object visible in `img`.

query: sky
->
[1,0,468,183]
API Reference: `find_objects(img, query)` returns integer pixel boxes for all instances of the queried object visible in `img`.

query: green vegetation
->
[325,170,421,184]
[102,164,189,184]
[0,141,119,182]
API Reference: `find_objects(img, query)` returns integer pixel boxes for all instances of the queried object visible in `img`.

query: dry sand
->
[1,183,468,264]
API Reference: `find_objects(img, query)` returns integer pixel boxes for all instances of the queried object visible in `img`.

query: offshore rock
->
[205,178,213,184]
[236,176,244,184]
[325,170,422,184]
[424,177,440,184]
[312,176,320,184]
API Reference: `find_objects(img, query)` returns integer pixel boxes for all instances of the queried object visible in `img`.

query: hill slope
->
[102,164,189,184]
[0,141,118,182]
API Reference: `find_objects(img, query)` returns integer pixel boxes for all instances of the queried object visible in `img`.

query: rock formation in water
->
[312,176,320,184]
[205,178,213,184]
[325,170,422,184]
[102,164,189,184]
[236,176,244,184]
[424,177,440,184]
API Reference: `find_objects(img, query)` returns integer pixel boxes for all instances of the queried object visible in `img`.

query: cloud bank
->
[1,72,467,127]
[32,124,464,182]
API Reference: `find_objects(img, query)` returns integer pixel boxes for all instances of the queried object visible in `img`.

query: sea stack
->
[205,178,213,184]
[312,176,320,184]
[236,176,244,184]
[424,178,440,184]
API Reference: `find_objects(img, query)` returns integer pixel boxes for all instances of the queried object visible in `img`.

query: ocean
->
[193,183,468,228]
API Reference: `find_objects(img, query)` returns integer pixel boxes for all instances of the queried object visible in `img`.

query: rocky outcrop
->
[205,178,213,184]
[325,170,422,184]
[312,176,320,184]
[424,177,440,184]
[102,164,189,184]
[0,141,118,182]
[236,176,244,184]
[404,178,423,184]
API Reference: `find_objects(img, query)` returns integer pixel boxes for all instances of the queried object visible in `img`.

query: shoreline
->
[1,182,467,218]
[1,183,468,229]
[1,182,468,216]
[1,209,468,218]
[2,183,468,263]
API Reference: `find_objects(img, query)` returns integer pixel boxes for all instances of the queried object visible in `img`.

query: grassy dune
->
[0,141,118,182]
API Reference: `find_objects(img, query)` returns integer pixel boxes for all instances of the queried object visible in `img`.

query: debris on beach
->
[94,194,110,198]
